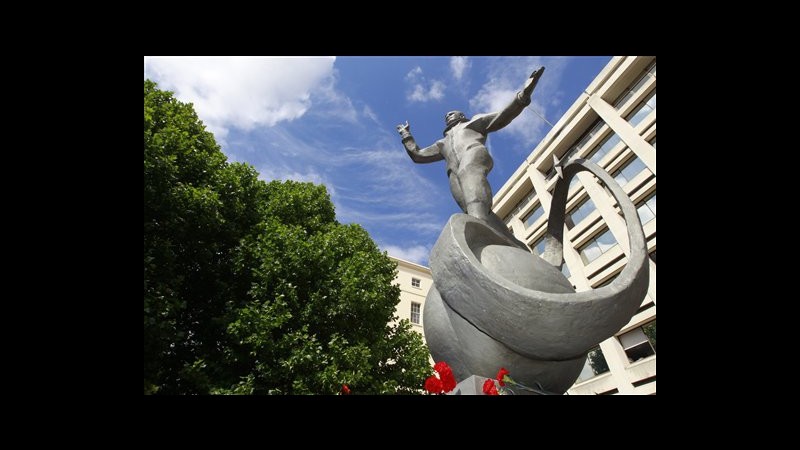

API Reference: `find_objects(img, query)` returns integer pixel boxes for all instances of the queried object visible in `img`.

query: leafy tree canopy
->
[144,80,431,394]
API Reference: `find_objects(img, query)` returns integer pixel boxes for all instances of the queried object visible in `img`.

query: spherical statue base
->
[424,213,586,394]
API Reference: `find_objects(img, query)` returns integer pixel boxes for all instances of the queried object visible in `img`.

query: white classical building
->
[389,256,432,340]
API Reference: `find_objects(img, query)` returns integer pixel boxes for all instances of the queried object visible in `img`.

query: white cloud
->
[308,68,359,124]
[362,105,380,125]
[409,80,445,102]
[405,66,446,103]
[407,67,422,79]
[144,56,336,141]
[258,165,326,185]
[381,244,431,266]
[469,57,567,150]
[450,56,470,80]
[335,147,443,209]
[257,164,339,210]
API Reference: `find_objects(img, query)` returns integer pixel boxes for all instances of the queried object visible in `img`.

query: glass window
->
[615,90,635,109]
[636,194,656,225]
[411,277,421,288]
[614,60,656,109]
[579,228,617,265]
[523,204,544,228]
[566,196,596,228]
[589,131,621,164]
[596,229,616,253]
[575,345,610,383]
[411,302,421,324]
[506,187,536,222]
[533,237,546,256]
[619,320,656,362]
[613,156,647,186]
[595,273,618,288]
[649,136,656,150]
[626,90,656,128]
[561,263,571,279]
[568,174,583,194]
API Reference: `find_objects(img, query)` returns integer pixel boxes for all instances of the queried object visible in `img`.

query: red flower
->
[425,376,443,394]
[436,363,457,393]
[341,384,351,395]
[425,361,457,394]
[482,379,499,395]
[496,367,510,387]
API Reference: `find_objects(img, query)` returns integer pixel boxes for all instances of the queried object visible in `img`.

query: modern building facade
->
[389,256,432,340]
[491,56,656,394]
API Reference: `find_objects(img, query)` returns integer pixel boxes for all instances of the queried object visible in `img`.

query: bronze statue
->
[397,67,544,239]
[396,66,651,394]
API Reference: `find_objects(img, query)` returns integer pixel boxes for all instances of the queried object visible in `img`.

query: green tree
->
[144,80,432,394]
[643,320,656,351]
[587,347,609,376]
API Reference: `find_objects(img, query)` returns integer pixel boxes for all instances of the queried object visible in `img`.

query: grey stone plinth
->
[448,375,557,395]
[448,375,493,395]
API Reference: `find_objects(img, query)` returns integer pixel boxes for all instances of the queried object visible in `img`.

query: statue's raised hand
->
[522,67,545,100]
[396,121,412,140]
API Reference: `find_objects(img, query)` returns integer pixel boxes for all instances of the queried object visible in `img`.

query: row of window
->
[522,204,544,228]
[544,59,655,183]
[613,155,648,186]
[574,319,656,384]
[503,187,537,225]
[637,194,656,225]
[614,60,656,110]
[514,121,655,234]
[579,228,617,265]
[577,191,656,266]
[588,128,621,165]
[627,90,656,129]
[567,195,597,228]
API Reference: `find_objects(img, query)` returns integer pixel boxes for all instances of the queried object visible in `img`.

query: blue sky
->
[144,56,611,266]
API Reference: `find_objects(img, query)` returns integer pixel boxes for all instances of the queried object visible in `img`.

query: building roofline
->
[388,255,431,273]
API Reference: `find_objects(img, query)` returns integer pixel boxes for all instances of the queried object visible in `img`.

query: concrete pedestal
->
[448,375,560,395]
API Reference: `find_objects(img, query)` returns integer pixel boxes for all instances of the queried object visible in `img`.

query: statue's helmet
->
[445,110,467,127]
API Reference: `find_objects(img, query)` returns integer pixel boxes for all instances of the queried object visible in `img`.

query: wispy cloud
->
[362,105,380,126]
[450,56,470,80]
[258,165,335,194]
[230,114,449,241]
[405,66,446,103]
[338,205,442,234]
[144,56,336,142]
[381,244,431,266]
[307,68,359,124]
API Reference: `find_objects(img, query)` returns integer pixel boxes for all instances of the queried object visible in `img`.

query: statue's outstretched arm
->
[481,67,545,134]
[397,121,445,163]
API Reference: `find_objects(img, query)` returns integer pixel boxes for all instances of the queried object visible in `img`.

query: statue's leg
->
[457,147,528,249]
[448,171,468,213]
